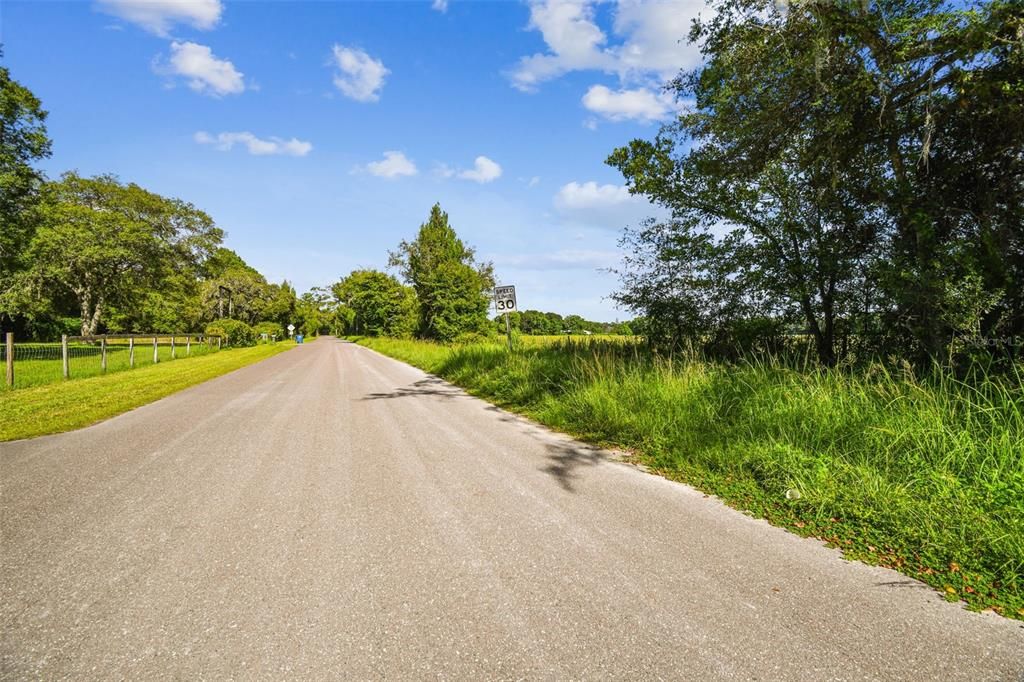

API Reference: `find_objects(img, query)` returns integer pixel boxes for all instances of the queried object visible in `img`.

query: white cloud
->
[164,41,244,96]
[509,0,614,91]
[330,45,389,102]
[613,0,706,80]
[556,181,637,210]
[433,162,456,179]
[509,0,709,92]
[95,0,222,36]
[554,180,659,229]
[527,176,541,187]
[458,156,503,183]
[364,151,418,179]
[194,131,312,156]
[432,0,449,11]
[582,84,674,122]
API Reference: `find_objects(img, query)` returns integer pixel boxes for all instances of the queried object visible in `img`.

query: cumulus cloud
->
[330,45,389,102]
[582,84,674,122]
[554,180,659,229]
[432,0,449,11]
[509,0,708,98]
[194,131,312,156]
[163,41,245,96]
[95,0,222,36]
[458,156,502,183]
[363,151,418,179]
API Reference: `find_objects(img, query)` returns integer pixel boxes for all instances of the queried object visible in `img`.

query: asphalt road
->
[2,338,1022,679]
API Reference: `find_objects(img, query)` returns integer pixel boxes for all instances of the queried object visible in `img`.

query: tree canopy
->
[389,203,495,342]
[609,0,1023,366]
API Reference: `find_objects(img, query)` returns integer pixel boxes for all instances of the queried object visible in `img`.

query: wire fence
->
[2,334,223,390]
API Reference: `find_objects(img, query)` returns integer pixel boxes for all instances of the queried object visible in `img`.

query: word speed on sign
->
[494,285,517,312]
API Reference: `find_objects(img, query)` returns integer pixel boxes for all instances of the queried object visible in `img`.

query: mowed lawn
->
[351,335,1024,620]
[0,343,293,441]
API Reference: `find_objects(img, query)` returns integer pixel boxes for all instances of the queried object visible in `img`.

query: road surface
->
[2,338,1022,679]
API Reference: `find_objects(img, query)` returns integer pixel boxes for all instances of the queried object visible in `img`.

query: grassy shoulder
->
[350,335,1024,619]
[0,343,293,441]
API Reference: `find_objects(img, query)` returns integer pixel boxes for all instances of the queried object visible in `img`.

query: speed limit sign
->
[494,285,517,312]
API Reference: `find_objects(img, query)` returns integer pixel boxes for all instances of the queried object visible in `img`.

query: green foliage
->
[500,309,638,335]
[609,0,1024,368]
[205,319,256,347]
[331,269,417,337]
[357,335,1024,619]
[253,321,284,340]
[0,56,51,284]
[389,203,494,342]
[13,172,222,336]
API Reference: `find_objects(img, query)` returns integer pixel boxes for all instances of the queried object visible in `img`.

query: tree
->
[199,248,272,326]
[0,57,51,330]
[332,269,417,337]
[389,203,494,341]
[609,0,1023,364]
[23,173,222,335]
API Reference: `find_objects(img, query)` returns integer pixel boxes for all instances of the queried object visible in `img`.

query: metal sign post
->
[287,323,295,338]
[494,285,517,351]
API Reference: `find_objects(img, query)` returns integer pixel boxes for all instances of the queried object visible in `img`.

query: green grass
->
[351,335,1024,619]
[0,342,293,441]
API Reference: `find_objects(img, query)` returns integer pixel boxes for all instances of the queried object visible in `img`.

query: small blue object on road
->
[296,335,304,344]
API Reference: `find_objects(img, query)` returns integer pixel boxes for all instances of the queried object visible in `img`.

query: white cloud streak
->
[494,249,620,270]
[330,45,389,102]
[95,0,223,36]
[194,131,312,156]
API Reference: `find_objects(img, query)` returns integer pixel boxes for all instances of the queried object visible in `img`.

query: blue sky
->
[2,0,706,320]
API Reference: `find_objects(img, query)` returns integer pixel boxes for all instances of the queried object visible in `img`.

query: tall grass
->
[352,336,1024,617]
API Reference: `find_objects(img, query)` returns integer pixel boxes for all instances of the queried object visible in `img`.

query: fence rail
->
[2,332,224,390]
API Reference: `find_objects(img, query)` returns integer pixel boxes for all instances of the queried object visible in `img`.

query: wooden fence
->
[3,332,223,389]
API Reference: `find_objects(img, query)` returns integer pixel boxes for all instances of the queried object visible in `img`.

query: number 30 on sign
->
[494,285,517,312]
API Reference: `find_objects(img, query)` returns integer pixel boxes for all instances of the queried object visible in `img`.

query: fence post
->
[101,335,107,372]
[129,336,135,368]
[217,336,222,351]
[5,332,13,388]
[171,335,176,360]
[153,336,158,364]
[62,335,69,379]
[186,335,191,357]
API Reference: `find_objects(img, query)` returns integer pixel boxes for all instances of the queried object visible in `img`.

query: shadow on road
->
[875,580,930,590]
[360,376,466,401]
[543,441,605,493]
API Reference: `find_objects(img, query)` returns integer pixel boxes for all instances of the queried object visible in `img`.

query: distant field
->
[0,342,293,441]
[351,335,1024,620]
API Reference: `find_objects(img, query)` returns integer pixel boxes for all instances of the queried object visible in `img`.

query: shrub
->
[253,321,283,341]
[205,320,256,347]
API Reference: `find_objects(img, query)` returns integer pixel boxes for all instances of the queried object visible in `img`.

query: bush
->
[205,320,256,347]
[252,321,283,341]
